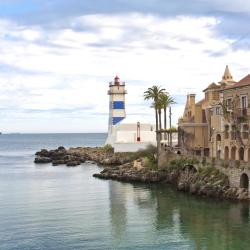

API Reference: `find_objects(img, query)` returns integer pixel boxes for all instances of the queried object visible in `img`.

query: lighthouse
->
[105,76,157,152]
[107,75,127,133]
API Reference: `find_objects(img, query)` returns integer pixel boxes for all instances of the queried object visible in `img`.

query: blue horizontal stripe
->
[113,101,124,109]
[113,117,124,125]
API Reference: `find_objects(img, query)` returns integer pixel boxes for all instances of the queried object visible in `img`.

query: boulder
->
[34,157,52,164]
[66,161,81,167]
[57,146,66,151]
[133,159,144,170]
[52,160,65,166]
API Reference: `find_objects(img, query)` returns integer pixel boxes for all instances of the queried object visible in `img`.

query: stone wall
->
[160,150,250,197]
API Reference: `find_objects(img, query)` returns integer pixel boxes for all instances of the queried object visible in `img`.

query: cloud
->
[0,8,250,132]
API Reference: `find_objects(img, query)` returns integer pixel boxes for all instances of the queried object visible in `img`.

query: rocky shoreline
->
[34,146,249,201]
[34,146,131,167]
[93,159,249,201]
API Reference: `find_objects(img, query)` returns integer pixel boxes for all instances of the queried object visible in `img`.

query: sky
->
[0,0,250,133]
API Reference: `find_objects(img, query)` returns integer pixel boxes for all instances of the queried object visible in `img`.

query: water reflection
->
[109,182,250,250]
[109,181,127,247]
[152,185,250,250]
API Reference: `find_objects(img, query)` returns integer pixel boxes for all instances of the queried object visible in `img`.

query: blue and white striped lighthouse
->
[107,75,127,133]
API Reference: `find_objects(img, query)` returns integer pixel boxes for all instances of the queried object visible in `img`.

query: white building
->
[105,76,156,152]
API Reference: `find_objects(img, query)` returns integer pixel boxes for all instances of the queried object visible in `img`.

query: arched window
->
[240,173,249,189]
[239,147,245,161]
[217,150,221,159]
[231,146,236,160]
[224,146,229,160]
[224,125,229,139]
[216,134,222,141]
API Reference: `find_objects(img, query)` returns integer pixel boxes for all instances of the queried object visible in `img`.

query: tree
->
[219,95,246,147]
[158,93,176,142]
[144,86,166,162]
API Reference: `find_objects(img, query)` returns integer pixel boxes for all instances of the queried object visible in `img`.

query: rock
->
[52,160,65,166]
[80,157,86,163]
[58,146,66,151]
[177,182,185,191]
[66,161,81,167]
[34,157,52,164]
[35,149,50,157]
[133,159,144,170]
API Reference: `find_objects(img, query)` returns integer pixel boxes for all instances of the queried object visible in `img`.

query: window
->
[240,95,247,116]
[215,106,221,115]
[241,96,247,109]
[226,98,232,111]
[242,124,249,139]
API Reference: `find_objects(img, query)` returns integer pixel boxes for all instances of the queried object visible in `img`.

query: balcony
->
[236,108,248,123]
[108,90,127,95]
[239,108,248,116]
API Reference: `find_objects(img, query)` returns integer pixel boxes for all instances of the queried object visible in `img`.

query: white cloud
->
[0,13,249,132]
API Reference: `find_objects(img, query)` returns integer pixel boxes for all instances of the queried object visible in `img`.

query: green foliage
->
[144,86,166,106]
[197,166,217,176]
[167,157,199,171]
[158,92,176,109]
[160,127,177,133]
[103,144,114,153]
[202,157,207,166]
[144,156,157,170]
[128,144,157,161]
[211,157,216,166]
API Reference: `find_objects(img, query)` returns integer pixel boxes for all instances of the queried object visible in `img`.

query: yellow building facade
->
[210,73,250,162]
[178,66,238,157]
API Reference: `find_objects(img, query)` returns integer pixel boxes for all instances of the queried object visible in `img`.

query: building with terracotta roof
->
[210,70,250,161]
[178,66,236,156]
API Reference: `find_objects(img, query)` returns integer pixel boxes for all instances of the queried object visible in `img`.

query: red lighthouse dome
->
[114,75,120,85]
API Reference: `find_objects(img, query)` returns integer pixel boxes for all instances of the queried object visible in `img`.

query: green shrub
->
[167,157,199,171]
[144,156,157,170]
[202,157,207,166]
[103,144,114,153]
[211,157,216,166]
[130,144,157,161]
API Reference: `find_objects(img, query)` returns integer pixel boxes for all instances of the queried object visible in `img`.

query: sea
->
[0,133,250,250]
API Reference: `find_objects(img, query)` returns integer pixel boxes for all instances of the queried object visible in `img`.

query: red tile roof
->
[225,74,250,90]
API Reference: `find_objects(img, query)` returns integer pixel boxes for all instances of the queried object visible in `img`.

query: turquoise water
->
[0,134,250,250]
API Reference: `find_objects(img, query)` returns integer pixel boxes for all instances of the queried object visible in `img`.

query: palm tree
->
[144,86,166,161]
[151,100,163,137]
[158,93,176,141]
[144,85,166,132]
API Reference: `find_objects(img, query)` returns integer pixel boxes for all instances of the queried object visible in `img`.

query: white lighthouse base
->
[105,122,157,153]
